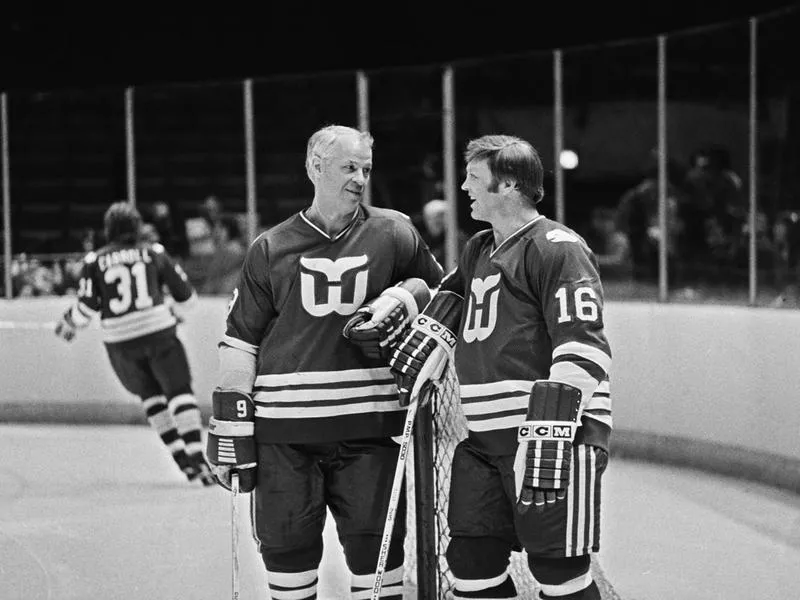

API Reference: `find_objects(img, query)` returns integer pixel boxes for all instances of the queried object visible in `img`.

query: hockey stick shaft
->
[371,397,420,600]
[232,472,240,600]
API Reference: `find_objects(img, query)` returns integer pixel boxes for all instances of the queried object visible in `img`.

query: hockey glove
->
[342,278,432,362]
[54,306,79,342]
[514,381,582,514]
[206,389,258,493]
[389,291,462,406]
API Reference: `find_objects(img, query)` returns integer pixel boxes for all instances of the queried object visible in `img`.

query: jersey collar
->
[300,204,362,241]
[490,215,545,257]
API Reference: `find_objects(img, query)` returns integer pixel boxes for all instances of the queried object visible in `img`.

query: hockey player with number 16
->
[390,135,613,600]
[205,125,443,599]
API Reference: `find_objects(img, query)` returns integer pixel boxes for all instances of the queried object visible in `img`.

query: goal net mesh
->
[402,365,537,599]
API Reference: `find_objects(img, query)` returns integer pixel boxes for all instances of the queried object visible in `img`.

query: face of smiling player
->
[316,133,373,213]
[462,158,503,224]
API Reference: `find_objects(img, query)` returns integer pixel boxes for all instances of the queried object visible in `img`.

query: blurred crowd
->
[5,145,800,304]
[578,146,800,299]
[5,195,248,298]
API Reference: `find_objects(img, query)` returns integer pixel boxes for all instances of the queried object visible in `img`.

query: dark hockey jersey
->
[441,215,612,455]
[72,242,196,344]
[223,204,443,444]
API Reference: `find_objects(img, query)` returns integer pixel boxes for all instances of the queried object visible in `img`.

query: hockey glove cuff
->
[206,388,257,493]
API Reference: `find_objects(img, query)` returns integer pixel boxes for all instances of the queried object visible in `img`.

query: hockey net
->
[403,365,537,599]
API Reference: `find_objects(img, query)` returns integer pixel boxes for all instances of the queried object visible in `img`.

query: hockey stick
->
[370,390,424,600]
[231,472,241,600]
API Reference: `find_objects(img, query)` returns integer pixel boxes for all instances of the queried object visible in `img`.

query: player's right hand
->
[388,315,454,406]
[206,389,257,493]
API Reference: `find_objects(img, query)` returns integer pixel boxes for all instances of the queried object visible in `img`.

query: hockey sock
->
[351,565,403,599]
[142,395,188,463]
[168,393,204,455]
[453,572,517,599]
[539,575,599,599]
[265,569,318,600]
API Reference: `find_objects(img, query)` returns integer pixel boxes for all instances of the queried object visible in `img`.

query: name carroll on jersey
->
[77,242,195,344]
[94,247,153,271]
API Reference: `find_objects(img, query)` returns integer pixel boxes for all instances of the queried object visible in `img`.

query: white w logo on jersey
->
[546,229,579,243]
[463,273,502,343]
[299,255,369,317]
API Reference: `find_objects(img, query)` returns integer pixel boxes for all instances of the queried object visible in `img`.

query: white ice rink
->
[2,424,799,600]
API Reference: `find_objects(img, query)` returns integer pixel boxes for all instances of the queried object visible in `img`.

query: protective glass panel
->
[563,38,659,300]
[667,21,751,304]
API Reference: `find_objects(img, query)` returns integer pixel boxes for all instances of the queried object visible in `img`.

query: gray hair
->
[305,125,374,183]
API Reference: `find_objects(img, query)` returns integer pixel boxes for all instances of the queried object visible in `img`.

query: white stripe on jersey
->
[100,304,176,343]
[253,368,403,418]
[461,394,528,417]
[467,413,529,432]
[552,341,612,373]
[460,380,534,432]
[71,301,97,327]
[584,379,613,427]
[255,380,398,403]
[253,395,404,419]
[222,334,259,355]
[255,367,393,387]
[460,380,536,398]
[548,361,602,414]
[460,396,528,432]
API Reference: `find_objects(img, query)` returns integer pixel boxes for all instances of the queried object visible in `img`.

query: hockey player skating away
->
[390,135,612,600]
[205,125,443,599]
[55,201,214,486]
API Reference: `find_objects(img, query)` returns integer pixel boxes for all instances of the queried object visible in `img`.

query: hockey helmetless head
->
[104,201,143,244]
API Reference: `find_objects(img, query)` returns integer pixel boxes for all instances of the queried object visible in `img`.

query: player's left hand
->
[54,317,77,342]
[513,437,573,513]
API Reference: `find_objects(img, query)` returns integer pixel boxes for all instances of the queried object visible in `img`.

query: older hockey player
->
[389,135,612,600]
[55,201,213,486]
[205,125,443,599]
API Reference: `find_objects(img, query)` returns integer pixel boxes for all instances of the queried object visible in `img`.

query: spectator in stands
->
[582,206,633,280]
[615,151,686,283]
[414,198,468,269]
[140,222,161,244]
[199,195,224,230]
[199,214,247,295]
[11,256,58,297]
[57,256,83,296]
[147,201,186,258]
[682,146,745,283]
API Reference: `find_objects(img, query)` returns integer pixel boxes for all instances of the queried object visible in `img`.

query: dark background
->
[2,1,798,90]
[2,0,800,268]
